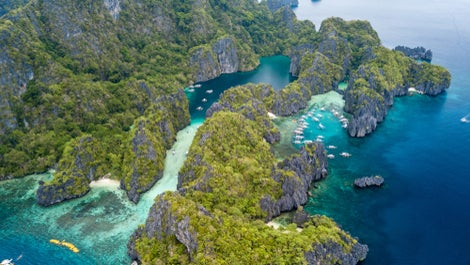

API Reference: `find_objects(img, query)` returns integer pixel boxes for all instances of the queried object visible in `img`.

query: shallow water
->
[294,0,470,264]
[0,56,291,264]
[2,1,470,263]
[0,123,201,264]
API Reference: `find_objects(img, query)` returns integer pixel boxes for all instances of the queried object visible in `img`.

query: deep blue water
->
[294,0,470,264]
[1,1,470,264]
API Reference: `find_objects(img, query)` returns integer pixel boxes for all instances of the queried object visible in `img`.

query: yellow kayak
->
[50,239,80,253]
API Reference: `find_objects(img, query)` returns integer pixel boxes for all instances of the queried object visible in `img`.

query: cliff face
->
[289,44,315,77]
[261,143,328,220]
[206,83,280,144]
[121,90,190,203]
[128,192,367,265]
[0,23,35,134]
[298,51,343,95]
[344,47,451,137]
[1,0,318,179]
[190,37,248,83]
[36,135,101,206]
[35,89,189,206]
[394,45,432,62]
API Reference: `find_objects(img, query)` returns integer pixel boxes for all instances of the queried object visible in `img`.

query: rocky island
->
[0,0,451,264]
[354,176,385,188]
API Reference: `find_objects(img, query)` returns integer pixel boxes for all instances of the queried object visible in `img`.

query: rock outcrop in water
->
[354,176,384,188]
[394,45,432,62]
[37,135,100,206]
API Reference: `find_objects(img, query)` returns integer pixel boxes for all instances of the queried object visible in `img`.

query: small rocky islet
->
[0,0,450,264]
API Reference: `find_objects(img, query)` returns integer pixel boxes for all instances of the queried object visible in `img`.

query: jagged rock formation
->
[298,51,343,95]
[128,192,368,265]
[36,89,189,205]
[261,143,328,220]
[190,37,246,83]
[306,239,369,265]
[37,135,102,206]
[0,0,319,179]
[354,176,384,188]
[206,83,280,143]
[394,45,432,62]
[289,44,315,77]
[127,194,200,262]
[345,47,451,137]
[121,90,190,203]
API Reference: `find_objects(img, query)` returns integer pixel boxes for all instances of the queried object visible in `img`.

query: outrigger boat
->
[1,259,14,265]
[50,239,80,253]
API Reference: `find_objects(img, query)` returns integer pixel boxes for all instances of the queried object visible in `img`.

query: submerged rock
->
[354,176,384,188]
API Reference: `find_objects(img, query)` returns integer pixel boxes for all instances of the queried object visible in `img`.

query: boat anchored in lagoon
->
[50,239,79,253]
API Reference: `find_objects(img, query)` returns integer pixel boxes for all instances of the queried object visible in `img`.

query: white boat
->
[340,152,352,158]
[319,123,325,130]
[187,88,195,92]
[461,113,470,123]
[303,140,314,144]
[312,117,320,122]
[194,84,202,88]
[1,259,13,265]
[293,140,302,144]
[206,89,213,94]
[327,154,335,159]
[196,106,203,111]
[327,145,337,149]
[202,98,207,102]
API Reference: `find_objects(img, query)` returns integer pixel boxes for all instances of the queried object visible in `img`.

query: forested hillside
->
[0,0,316,180]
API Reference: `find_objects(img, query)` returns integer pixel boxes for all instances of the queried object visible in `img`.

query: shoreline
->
[89,178,120,188]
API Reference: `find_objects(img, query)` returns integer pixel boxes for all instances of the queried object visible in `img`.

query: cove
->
[294,0,470,264]
[0,55,294,264]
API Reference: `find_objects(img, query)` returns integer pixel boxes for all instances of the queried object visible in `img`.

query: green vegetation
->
[0,0,317,182]
[180,112,282,219]
[133,192,363,264]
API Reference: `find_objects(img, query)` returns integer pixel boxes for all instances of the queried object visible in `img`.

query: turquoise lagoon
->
[0,56,293,264]
[2,0,470,264]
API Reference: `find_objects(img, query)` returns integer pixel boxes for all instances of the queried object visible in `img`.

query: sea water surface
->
[0,56,293,264]
[2,1,470,264]
[294,0,470,264]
